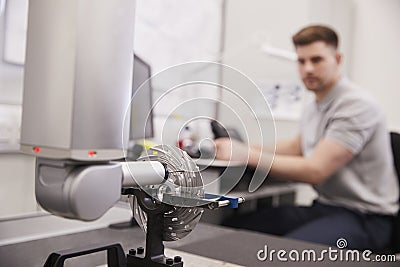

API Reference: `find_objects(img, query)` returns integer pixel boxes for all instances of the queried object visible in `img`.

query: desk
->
[0,212,398,266]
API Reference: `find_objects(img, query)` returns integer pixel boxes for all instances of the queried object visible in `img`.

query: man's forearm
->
[268,154,323,184]
[251,136,302,156]
[247,138,353,186]
[247,148,324,185]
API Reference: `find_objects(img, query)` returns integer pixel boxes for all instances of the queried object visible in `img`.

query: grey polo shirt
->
[300,77,399,215]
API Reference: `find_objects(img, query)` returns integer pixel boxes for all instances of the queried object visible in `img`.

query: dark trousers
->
[222,201,393,251]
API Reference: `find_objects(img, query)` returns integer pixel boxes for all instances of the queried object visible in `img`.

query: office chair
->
[390,131,400,252]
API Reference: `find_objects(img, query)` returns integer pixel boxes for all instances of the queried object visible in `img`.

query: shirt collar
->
[316,76,347,112]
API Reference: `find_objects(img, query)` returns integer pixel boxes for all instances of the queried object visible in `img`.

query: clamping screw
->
[166,258,174,265]
[174,256,182,263]
[137,247,144,254]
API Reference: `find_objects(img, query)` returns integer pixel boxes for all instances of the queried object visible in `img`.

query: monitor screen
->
[129,55,154,140]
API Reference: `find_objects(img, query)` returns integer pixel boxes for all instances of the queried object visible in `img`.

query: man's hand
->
[214,137,250,163]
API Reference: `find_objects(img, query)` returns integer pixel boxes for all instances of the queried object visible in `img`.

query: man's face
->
[296,41,341,93]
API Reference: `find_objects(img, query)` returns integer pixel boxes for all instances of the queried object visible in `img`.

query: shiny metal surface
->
[130,145,204,241]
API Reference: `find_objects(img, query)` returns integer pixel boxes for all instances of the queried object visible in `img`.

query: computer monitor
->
[129,55,154,140]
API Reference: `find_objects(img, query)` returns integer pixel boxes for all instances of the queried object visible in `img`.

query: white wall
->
[0,6,37,217]
[133,0,224,145]
[351,0,400,131]
[219,0,399,140]
[219,0,354,146]
[0,153,36,217]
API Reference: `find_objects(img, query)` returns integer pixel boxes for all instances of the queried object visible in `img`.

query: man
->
[215,25,399,250]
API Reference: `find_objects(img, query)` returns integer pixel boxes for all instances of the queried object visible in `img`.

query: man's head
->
[292,25,342,98]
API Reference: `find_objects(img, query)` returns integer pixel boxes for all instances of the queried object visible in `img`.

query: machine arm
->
[35,158,168,221]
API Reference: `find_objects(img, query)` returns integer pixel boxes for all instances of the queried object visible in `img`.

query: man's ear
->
[336,52,343,65]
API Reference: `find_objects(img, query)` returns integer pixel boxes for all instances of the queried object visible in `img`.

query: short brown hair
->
[292,25,339,49]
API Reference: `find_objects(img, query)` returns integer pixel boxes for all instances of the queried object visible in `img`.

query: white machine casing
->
[18,0,170,221]
[21,0,135,161]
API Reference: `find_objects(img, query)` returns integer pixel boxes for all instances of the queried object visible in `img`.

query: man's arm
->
[215,137,354,185]
[250,134,302,156]
[275,134,303,156]
[250,138,354,185]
